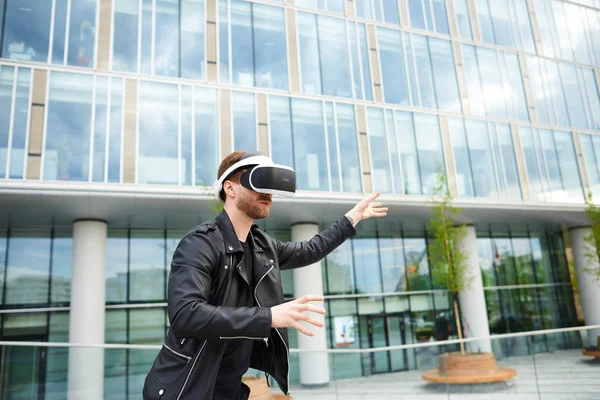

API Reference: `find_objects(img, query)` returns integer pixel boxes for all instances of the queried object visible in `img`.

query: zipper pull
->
[264,337,269,348]
[181,338,186,345]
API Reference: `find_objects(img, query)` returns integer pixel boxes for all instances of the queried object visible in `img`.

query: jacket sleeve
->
[167,231,272,341]
[273,216,357,271]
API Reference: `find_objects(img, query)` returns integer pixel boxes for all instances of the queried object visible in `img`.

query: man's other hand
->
[345,192,388,227]
[270,295,326,337]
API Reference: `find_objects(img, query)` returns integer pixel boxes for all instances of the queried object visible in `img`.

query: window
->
[1,0,97,67]
[377,29,461,112]
[232,91,257,151]
[475,0,535,53]
[298,13,372,100]
[0,65,31,180]
[112,0,205,78]
[461,45,529,121]
[269,96,361,192]
[408,0,449,34]
[527,56,600,130]
[219,0,288,90]
[296,0,344,14]
[449,118,522,200]
[520,127,584,203]
[137,81,219,186]
[367,108,446,195]
[535,0,600,66]
[453,0,473,39]
[355,0,400,24]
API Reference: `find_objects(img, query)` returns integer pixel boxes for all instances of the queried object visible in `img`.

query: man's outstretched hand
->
[271,295,326,337]
[345,192,388,227]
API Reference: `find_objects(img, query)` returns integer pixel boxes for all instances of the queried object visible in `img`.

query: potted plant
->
[422,166,516,384]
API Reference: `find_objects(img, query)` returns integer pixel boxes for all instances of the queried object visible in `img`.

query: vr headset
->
[213,151,296,203]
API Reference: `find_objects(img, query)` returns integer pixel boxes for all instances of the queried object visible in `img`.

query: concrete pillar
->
[68,220,107,400]
[569,227,600,347]
[292,223,330,387]
[457,225,492,353]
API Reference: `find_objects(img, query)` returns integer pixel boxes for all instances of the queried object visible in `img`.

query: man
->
[143,151,387,399]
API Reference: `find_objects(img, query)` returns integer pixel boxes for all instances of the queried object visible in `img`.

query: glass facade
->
[0,225,578,390]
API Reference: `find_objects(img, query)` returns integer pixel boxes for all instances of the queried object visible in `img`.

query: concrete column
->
[68,220,107,400]
[292,223,330,387]
[457,225,492,353]
[569,227,600,347]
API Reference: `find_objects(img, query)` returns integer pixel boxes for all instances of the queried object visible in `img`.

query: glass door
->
[387,314,409,371]
[367,315,390,374]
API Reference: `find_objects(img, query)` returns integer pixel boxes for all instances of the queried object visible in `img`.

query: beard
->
[238,192,271,220]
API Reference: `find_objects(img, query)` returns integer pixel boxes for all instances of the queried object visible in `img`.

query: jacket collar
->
[216,210,244,254]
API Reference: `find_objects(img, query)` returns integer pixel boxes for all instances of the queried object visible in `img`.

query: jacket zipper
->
[254,265,291,397]
[220,336,269,347]
[163,343,191,364]
[176,340,207,400]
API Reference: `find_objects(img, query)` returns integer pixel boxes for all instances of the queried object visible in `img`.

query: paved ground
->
[284,350,600,400]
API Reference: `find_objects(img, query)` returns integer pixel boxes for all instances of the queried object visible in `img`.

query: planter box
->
[422,352,517,384]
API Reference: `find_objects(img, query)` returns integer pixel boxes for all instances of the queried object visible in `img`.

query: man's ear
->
[223,180,236,199]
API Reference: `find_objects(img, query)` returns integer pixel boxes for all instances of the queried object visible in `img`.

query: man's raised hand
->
[270,295,326,337]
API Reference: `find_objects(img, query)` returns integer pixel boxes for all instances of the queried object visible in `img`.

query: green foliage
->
[426,165,473,295]
[583,195,600,282]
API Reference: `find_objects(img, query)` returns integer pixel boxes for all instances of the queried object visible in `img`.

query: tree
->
[583,195,600,282]
[426,165,473,354]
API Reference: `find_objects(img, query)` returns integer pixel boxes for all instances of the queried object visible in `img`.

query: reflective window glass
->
[325,240,355,294]
[128,309,167,394]
[394,111,421,195]
[138,82,179,185]
[429,37,460,113]
[232,91,257,151]
[5,229,51,305]
[453,0,473,39]
[379,237,406,293]
[325,103,340,192]
[129,231,166,302]
[354,238,382,294]
[220,0,287,90]
[194,87,219,187]
[67,0,97,67]
[366,108,392,194]
[112,0,140,72]
[50,229,73,304]
[181,0,206,79]
[318,16,352,98]
[377,28,410,106]
[291,98,329,191]
[581,134,600,203]
[0,67,31,180]
[520,127,584,203]
[337,104,362,193]
[413,114,444,195]
[2,0,52,63]
[44,72,93,182]
[269,96,294,168]
[106,230,128,303]
[298,13,371,100]
[404,237,430,291]
[0,230,6,304]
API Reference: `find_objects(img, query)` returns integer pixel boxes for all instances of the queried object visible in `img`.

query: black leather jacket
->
[143,210,356,399]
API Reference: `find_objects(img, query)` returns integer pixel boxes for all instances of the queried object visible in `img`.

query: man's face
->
[226,170,272,220]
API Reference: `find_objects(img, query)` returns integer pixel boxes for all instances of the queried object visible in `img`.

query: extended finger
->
[292,312,324,328]
[296,304,326,315]
[296,295,324,304]
[370,202,384,208]
[291,321,315,337]
[371,207,388,212]
[363,192,380,203]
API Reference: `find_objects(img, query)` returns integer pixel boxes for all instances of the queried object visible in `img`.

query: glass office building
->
[1,0,600,398]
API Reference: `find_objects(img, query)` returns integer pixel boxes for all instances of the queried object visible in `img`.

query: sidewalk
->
[285,350,600,400]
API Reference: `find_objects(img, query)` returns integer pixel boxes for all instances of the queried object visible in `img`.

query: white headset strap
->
[213,155,273,200]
